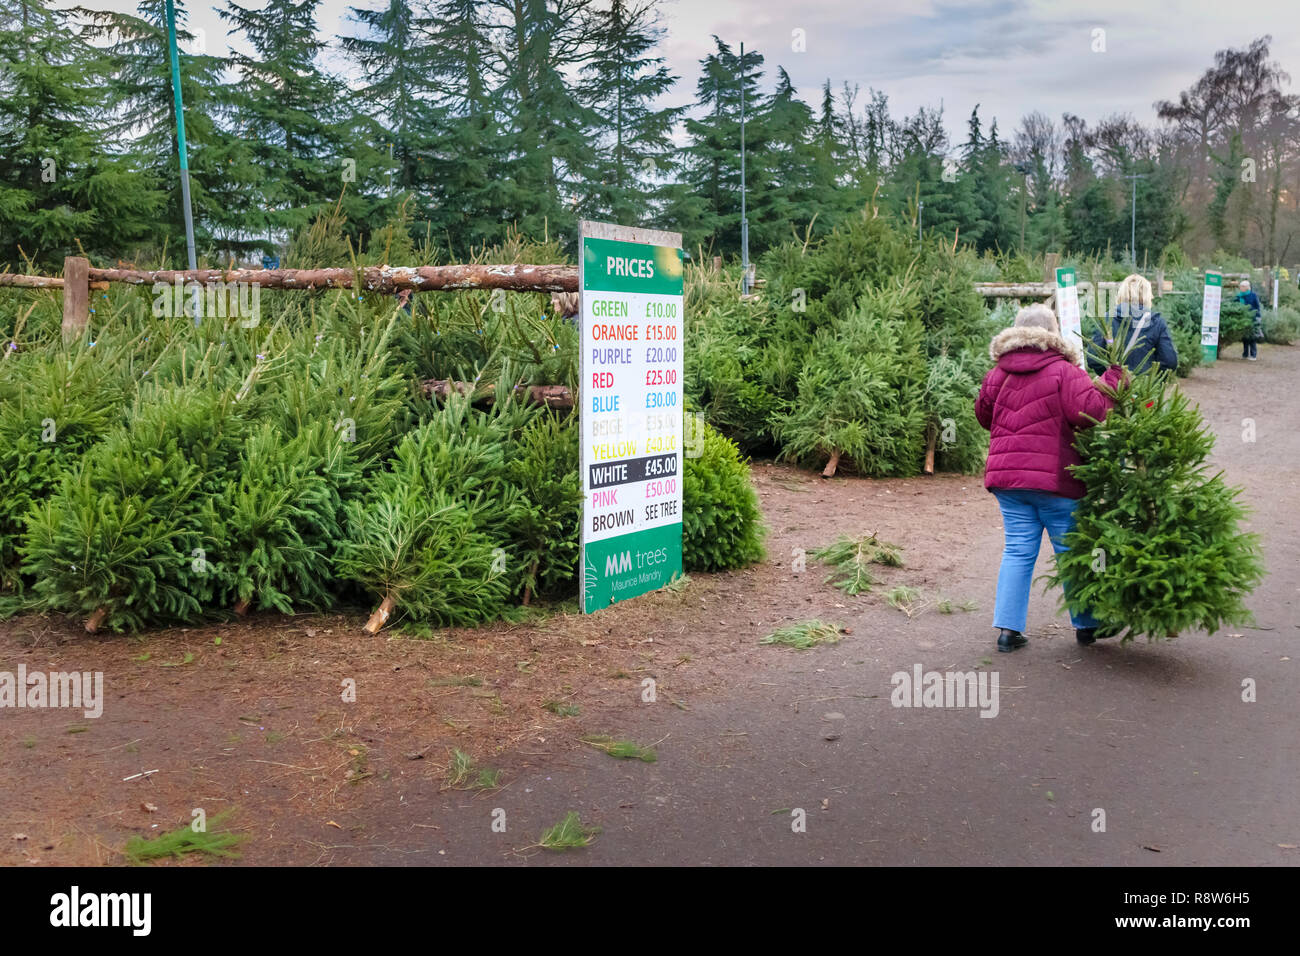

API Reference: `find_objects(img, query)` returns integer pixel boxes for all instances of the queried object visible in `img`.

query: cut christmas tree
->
[335,398,516,632]
[216,420,361,616]
[0,346,130,591]
[336,487,509,633]
[21,384,250,632]
[920,349,987,475]
[774,284,926,478]
[682,420,766,571]
[504,412,582,604]
[1049,352,1263,642]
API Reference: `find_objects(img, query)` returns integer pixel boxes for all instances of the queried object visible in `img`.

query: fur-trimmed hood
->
[976,331,1122,499]
[989,325,1083,367]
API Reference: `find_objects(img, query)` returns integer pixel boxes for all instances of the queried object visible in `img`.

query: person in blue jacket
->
[1236,280,1264,361]
[1086,274,1178,375]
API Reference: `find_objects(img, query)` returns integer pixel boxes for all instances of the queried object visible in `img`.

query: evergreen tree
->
[682,420,766,571]
[810,80,870,227]
[0,0,163,264]
[756,68,841,246]
[22,384,251,632]
[577,0,682,225]
[816,80,839,156]
[774,283,927,477]
[1066,176,1120,256]
[336,398,521,629]
[490,0,599,244]
[0,346,129,589]
[341,0,437,229]
[905,151,978,248]
[422,0,511,254]
[880,103,948,233]
[978,119,1016,251]
[957,107,1013,252]
[1011,110,1064,252]
[960,105,985,166]
[1131,157,1183,263]
[220,0,382,245]
[216,420,359,614]
[886,104,981,250]
[673,37,768,255]
[80,0,258,256]
[505,412,582,602]
[1025,187,1067,254]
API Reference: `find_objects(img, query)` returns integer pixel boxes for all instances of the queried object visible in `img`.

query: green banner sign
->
[1055,267,1084,367]
[581,237,684,295]
[1202,270,1222,363]
[580,225,684,613]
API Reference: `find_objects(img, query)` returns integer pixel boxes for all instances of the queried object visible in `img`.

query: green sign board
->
[581,237,684,295]
[1055,267,1084,367]
[1202,271,1222,363]
[579,223,684,613]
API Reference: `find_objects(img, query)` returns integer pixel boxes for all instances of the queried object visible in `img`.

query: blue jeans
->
[991,489,1099,632]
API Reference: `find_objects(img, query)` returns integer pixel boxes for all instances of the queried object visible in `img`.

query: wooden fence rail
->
[4,257,1266,342]
[1,257,582,340]
[0,273,109,290]
[82,262,579,293]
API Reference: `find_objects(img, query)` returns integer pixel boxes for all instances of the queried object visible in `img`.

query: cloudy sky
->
[65,0,1300,146]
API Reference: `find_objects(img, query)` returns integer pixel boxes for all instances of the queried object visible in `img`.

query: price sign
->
[579,221,684,613]
[1055,267,1085,368]
[1202,271,1222,363]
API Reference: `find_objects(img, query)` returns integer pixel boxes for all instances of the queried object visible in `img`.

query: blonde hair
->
[1117,274,1153,311]
[1013,303,1059,334]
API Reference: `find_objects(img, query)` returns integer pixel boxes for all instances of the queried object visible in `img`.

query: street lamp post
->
[1121,172,1147,266]
[1013,162,1030,252]
[740,41,750,295]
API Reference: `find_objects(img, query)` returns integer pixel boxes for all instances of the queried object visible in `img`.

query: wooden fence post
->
[61,256,89,340]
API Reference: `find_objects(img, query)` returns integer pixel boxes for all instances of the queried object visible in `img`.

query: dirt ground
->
[2,344,1297,866]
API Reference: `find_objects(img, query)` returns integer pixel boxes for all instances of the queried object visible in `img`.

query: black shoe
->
[997,628,1028,652]
[1076,627,1097,645]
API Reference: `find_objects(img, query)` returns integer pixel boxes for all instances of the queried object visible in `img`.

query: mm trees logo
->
[605,551,632,575]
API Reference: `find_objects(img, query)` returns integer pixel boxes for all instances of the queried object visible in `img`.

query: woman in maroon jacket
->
[975,304,1124,652]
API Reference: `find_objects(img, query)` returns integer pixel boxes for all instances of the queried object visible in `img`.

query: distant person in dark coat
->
[1086,274,1178,375]
[1236,280,1263,361]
